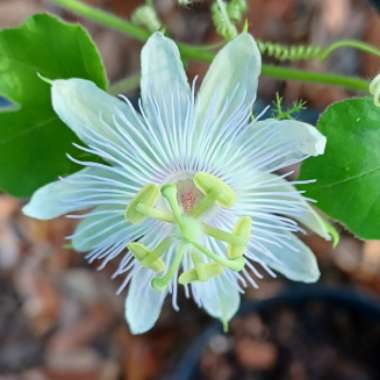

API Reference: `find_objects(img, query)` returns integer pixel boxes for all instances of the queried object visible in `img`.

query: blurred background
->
[0,0,380,379]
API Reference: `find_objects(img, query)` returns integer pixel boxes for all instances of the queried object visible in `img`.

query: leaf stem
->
[49,0,370,92]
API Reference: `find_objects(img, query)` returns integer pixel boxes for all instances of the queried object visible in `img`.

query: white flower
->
[23,32,329,334]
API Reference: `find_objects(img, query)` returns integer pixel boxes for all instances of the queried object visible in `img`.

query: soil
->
[200,298,380,380]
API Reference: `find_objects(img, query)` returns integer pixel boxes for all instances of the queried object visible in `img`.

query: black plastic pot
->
[368,0,380,11]
[168,286,380,380]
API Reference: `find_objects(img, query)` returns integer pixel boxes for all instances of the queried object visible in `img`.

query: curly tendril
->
[227,0,247,22]
[212,0,238,40]
[256,41,322,62]
[211,0,247,40]
[257,39,380,63]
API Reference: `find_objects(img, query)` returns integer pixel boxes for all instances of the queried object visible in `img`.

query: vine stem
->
[50,0,369,92]
[109,73,140,95]
[321,39,380,61]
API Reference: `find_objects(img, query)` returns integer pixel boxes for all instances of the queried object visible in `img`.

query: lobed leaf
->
[299,97,380,239]
[0,13,107,197]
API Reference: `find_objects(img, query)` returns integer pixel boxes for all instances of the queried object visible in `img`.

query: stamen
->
[179,260,224,284]
[127,242,166,272]
[191,172,236,217]
[140,238,172,267]
[227,216,252,259]
[190,240,246,272]
[152,242,187,290]
[125,184,160,223]
[126,176,249,288]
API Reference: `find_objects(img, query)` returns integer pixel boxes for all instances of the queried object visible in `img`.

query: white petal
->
[252,232,320,283]
[125,266,167,334]
[71,206,126,252]
[195,33,261,126]
[23,168,91,220]
[243,172,330,240]
[193,273,240,327]
[23,166,131,220]
[246,118,326,169]
[139,33,192,165]
[140,32,190,113]
[52,78,139,146]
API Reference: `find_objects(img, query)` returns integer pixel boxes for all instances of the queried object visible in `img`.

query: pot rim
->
[167,284,380,380]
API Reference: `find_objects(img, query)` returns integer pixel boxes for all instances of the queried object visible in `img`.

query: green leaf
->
[0,13,107,197]
[299,97,380,239]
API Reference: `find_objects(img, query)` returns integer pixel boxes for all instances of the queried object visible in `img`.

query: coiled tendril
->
[257,41,322,62]
[227,0,247,22]
[212,0,238,40]
[256,39,380,63]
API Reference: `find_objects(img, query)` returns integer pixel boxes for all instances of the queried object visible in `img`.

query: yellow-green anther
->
[125,184,160,223]
[141,237,172,266]
[127,242,147,261]
[190,240,246,271]
[194,172,236,207]
[178,262,224,285]
[127,242,166,272]
[227,216,252,259]
[178,269,198,284]
[152,242,187,291]
[191,172,236,217]
[203,224,245,246]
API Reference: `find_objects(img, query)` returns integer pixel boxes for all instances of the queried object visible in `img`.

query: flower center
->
[124,172,251,291]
